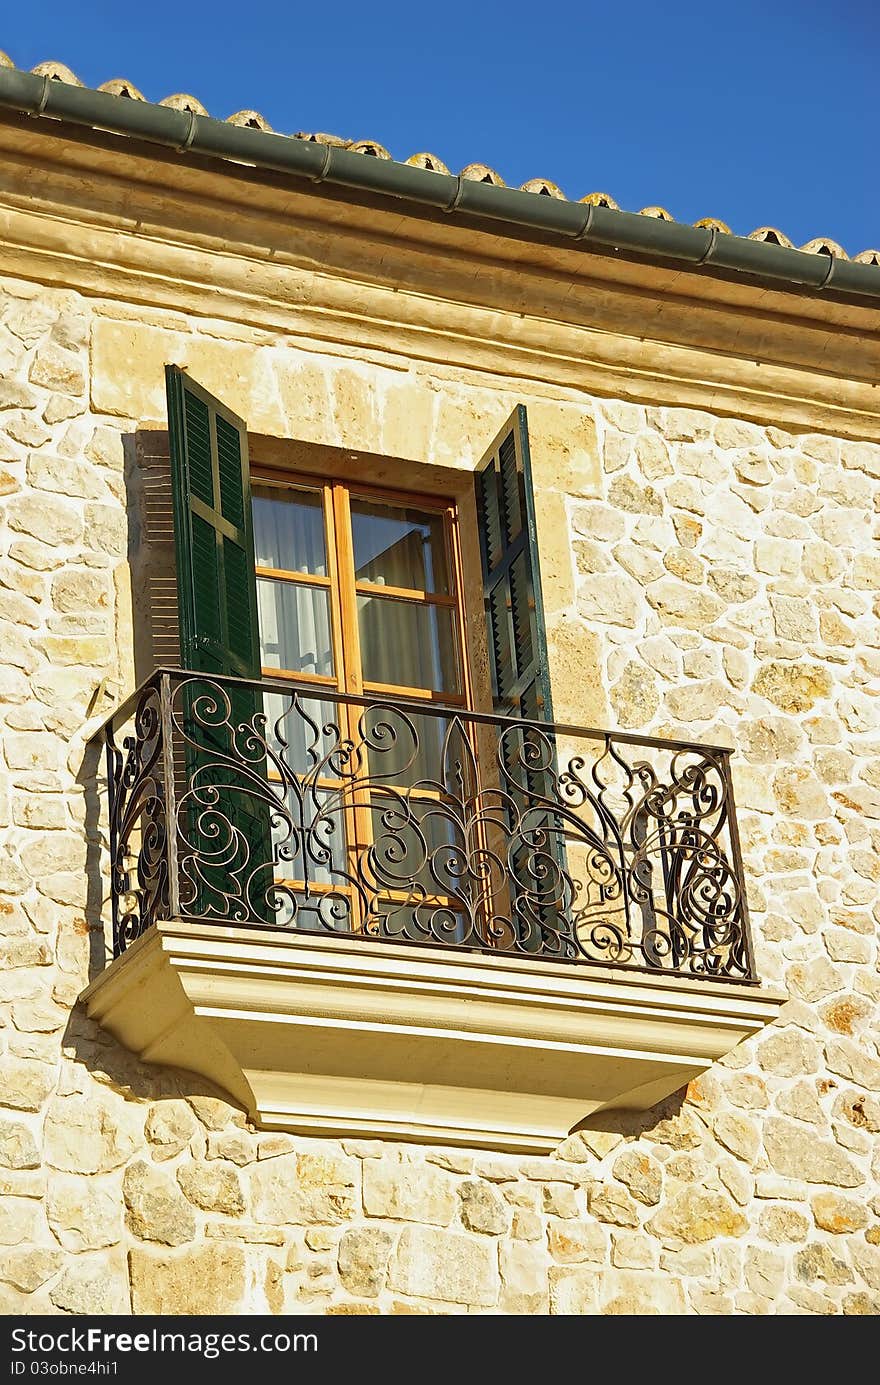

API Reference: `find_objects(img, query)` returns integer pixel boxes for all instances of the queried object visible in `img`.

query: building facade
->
[0,53,879,1315]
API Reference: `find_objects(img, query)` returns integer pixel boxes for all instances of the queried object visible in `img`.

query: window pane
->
[357,595,459,693]
[252,485,326,575]
[350,500,449,593]
[258,577,333,678]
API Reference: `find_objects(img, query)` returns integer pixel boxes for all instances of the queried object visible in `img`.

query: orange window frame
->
[251,469,475,928]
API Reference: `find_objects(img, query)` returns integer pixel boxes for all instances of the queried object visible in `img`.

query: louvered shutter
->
[166,366,273,924]
[476,406,554,724]
[475,407,573,953]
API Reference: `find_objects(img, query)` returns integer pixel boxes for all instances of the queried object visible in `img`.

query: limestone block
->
[48,1255,128,1314]
[757,1205,810,1243]
[603,402,644,433]
[379,378,435,463]
[205,1130,255,1166]
[587,1183,640,1228]
[123,1161,197,1245]
[511,1210,542,1240]
[608,475,662,515]
[129,1244,246,1314]
[714,420,764,449]
[337,1226,394,1297]
[551,1224,606,1268]
[793,1243,853,1287]
[273,356,335,445]
[772,767,828,820]
[27,454,105,500]
[186,1096,243,1131]
[706,566,759,603]
[330,368,379,452]
[47,1175,122,1250]
[250,1152,358,1225]
[7,494,83,546]
[0,1120,40,1169]
[665,680,729,722]
[613,541,664,583]
[646,1187,748,1247]
[603,432,630,473]
[654,408,713,442]
[611,1230,656,1269]
[143,1100,197,1160]
[0,1059,55,1111]
[5,298,59,346]
[811,1191,868,1234]
[542,1184,579,1218]
[634,433,672,480]
[646,578,724,629]
[713,1112,760,1165]
[389,1226,499,1307]
[549,1264,600,1313]
[0,1196,39,1245]
[606,658,659,728]
[44,1094,142,1173]
[775,1083,826,1126]
[569,501,626,542]
[824,1037,880,1090]
[527,400,600,497]
[840,441,880,478]
[612,1151,663,1206]
[499,1240,549,1313]
[176,1161,246,1215]
[577,573,642,629]
[0,1248,63,1293]
[763,1118,862,1186]
[833,1091,880,1134]
[363,1159,456,1226]
[752,661,832,713]
[459,1180,509,1234]
[11,997,67,1032]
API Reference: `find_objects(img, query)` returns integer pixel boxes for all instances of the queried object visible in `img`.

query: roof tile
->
[4,51,877,262]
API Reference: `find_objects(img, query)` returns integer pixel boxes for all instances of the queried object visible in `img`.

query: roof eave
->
[2,66,879,304]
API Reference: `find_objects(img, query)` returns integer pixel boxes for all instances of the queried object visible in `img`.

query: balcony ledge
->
[82,921,785,1153]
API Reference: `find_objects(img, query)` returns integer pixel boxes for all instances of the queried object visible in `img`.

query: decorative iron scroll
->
[104,680,169,955]
[97,671,755,981]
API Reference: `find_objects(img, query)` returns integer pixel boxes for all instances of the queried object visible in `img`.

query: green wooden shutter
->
[166,366,273,925]
[475,407,572,953]
[476,406,554,724]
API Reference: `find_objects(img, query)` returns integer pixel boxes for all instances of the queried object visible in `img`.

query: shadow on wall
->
[571,1088,689,1141]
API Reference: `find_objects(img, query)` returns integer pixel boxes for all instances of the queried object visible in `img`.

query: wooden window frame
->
[252,467,476,930]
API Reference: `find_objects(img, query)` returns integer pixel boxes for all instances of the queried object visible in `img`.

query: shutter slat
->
[476,407,572,953]
[166,366,273,925]
[475,406,553,722]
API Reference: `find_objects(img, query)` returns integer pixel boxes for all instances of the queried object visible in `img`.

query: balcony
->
[82,670,784,1151]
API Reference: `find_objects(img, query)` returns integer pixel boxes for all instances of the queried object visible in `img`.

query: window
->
[248,475,474,935]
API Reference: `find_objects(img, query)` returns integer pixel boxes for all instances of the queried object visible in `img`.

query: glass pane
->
[357,595,459,694]
[252,485,326,575]
[258,577,333,678]
[351,499,449,593]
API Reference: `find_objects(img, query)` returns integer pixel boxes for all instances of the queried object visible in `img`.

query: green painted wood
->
[476,408,573,953]
[166,366,273,925]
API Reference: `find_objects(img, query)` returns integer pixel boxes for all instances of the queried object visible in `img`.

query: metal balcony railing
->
[94,669,757,982]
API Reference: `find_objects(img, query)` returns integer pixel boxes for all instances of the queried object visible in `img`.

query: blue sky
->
[5,1,877,254]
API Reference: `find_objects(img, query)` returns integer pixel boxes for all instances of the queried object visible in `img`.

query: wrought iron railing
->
[94,669,756,981]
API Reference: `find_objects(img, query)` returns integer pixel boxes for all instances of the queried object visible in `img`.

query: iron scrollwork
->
[96,670,756,981]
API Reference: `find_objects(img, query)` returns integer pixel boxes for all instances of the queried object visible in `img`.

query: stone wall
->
[0,270,878,1315]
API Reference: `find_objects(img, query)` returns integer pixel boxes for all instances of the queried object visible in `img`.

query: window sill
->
[82,922,785,1153]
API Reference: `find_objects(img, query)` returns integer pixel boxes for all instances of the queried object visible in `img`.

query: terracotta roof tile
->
[3,51,877,262]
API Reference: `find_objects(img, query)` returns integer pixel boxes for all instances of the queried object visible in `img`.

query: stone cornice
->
[0,118,878,439]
